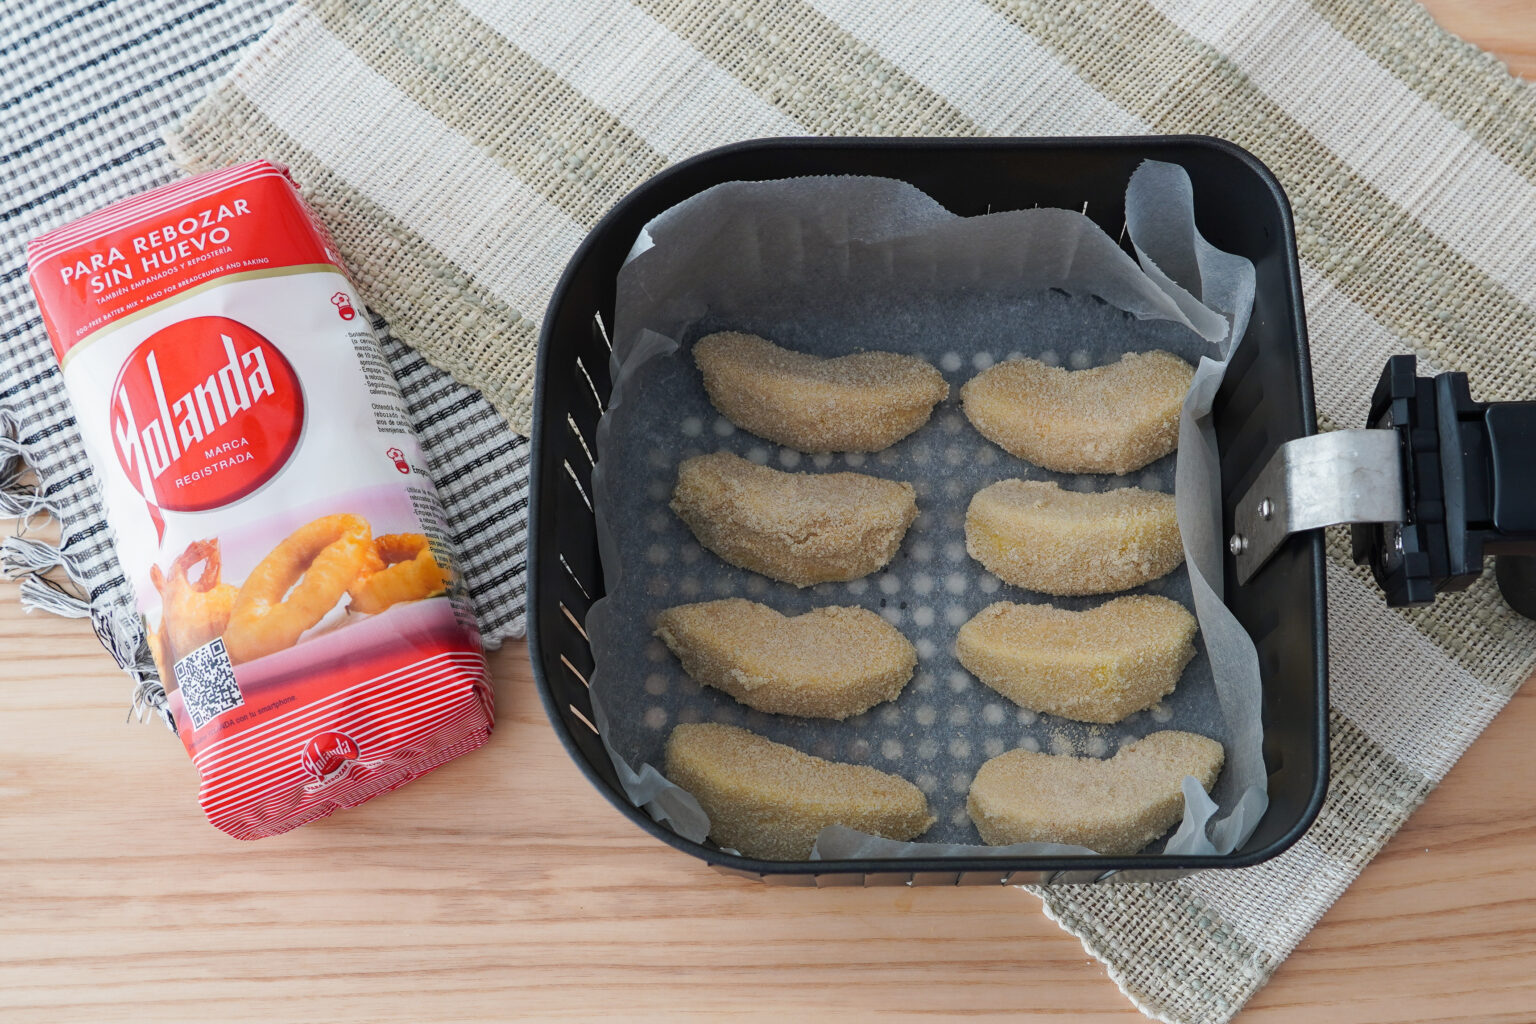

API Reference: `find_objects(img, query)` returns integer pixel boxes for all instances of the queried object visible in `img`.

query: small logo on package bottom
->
[300,731,390,792]
[301,731,364,787]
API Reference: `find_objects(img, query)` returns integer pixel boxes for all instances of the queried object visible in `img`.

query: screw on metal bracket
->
[1231,430,1406,585]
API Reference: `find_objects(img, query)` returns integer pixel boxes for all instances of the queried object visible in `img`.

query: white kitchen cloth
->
[0,0,530,723]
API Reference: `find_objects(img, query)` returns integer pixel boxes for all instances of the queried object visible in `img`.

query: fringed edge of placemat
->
[0,409,170,724]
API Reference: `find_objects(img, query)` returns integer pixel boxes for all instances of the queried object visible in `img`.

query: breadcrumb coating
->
[965,479,1183,595]
[695,332,948,452]
[671,451,918,586]
[656,599,916,719]
[961,352,1194,473]
[957,596,1198,724]
[665,723,935,860]
[967,730,1224,854]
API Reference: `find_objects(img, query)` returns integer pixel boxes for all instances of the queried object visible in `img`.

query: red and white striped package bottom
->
[171,651,494,840]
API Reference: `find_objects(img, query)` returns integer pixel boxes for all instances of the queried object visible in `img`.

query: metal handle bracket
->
[1230,430,1404,585]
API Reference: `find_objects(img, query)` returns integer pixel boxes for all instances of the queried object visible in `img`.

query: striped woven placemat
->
[163,2,1536,1020]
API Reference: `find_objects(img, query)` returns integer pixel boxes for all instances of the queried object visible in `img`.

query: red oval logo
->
[301,731,361,779]
[110,315,303,512]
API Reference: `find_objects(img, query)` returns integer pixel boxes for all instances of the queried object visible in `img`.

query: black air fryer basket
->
[527,136,1536,886]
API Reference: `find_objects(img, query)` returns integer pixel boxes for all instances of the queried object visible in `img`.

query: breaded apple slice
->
[695,332,948,452]
[655,599,916,719]
[957,597,1197,724]
[965,479,1182,595]
[665,723,935,860]
[671,451,917,586]
[967,731,1224,854]
[961,352,1194,473]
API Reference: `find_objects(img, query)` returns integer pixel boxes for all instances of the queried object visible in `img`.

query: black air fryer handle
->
[1351,355,1536,612]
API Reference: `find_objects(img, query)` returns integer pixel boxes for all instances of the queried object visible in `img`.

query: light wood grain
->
[0,569,1532,1023]
[1420,0,1536,78]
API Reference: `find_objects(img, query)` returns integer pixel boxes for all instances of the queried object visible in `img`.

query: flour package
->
[27,160,493,838]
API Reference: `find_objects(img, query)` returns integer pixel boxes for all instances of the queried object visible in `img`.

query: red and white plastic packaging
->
[26,160,494,839]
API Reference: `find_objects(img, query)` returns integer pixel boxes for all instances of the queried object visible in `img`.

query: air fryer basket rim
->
[527,134,1329,879]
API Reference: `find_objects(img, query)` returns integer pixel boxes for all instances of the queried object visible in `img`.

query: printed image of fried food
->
[149,516,452,675]
[222,513,374,664]
[348,533,450,614]
[671,451,917,587]
[966,730,1224,854]
[956,597,1197,724]
[694,331,948,452]
[961,352,1194,474]
[150,538,238,672]
[655,599,916,719]
[665,722,934,861]
[965,479,1182,596]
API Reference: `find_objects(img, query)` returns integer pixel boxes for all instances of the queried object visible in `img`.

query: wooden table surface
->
[6,2,1536,1022]
[2,584,1534,1024]
[1423,0,1536,78]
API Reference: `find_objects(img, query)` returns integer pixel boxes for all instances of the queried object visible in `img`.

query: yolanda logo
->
[110,316,303,512]
[301,731,361,780]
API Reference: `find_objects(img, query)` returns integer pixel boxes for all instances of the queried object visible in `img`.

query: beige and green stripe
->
[170,86,545,430]
[308,0,672,229]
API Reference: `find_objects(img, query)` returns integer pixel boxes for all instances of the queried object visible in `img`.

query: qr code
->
[175,637,244,730]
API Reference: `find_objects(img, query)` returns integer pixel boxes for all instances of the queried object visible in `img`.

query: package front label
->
[28,162,493,839]
[109,313,304,512]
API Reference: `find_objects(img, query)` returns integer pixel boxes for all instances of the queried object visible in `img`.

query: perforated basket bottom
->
[589,289,1241,850]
